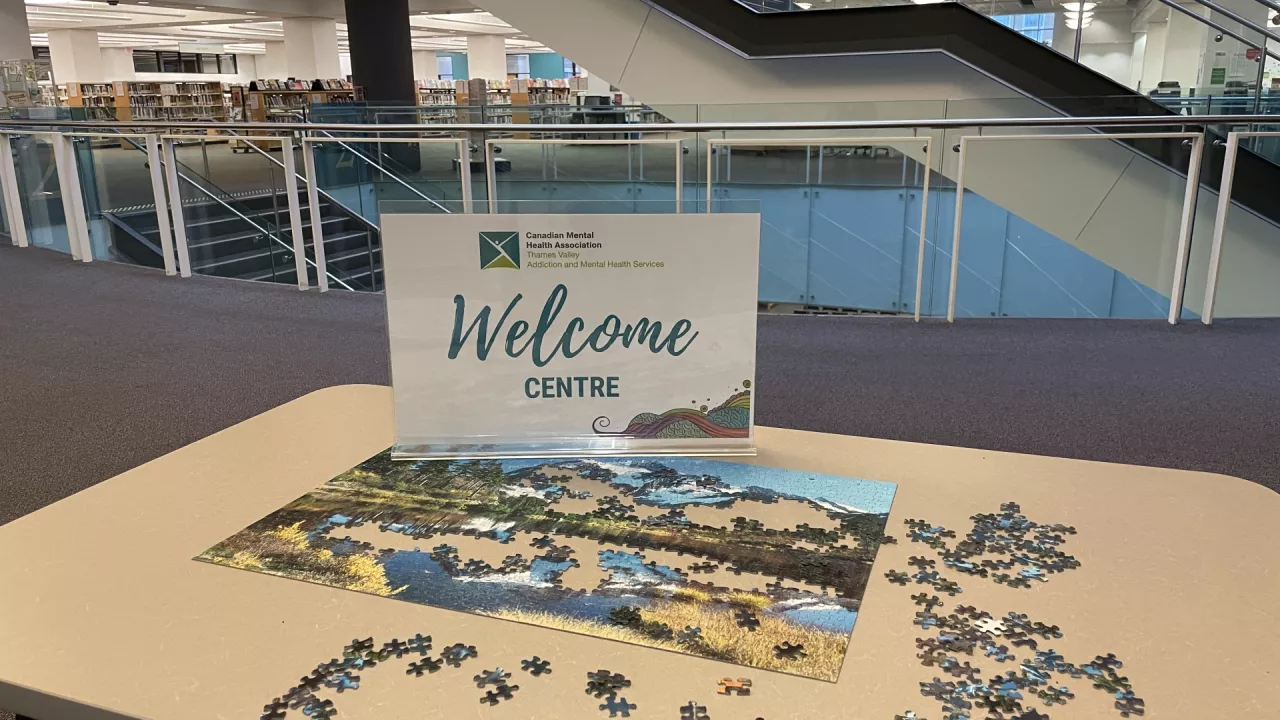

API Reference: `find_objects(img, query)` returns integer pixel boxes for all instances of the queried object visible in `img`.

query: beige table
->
[1,385,1277,720]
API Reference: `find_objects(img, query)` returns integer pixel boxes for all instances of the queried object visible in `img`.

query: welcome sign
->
[381,212,761,458]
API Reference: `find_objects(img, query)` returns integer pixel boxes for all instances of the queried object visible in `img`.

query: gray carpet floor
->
[1,243,1278,532]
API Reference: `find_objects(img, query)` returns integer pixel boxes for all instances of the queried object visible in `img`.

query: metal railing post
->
[1202,132,1242,325]
[161,138,193,277]
[457,138,473,214]
[913,138,934,323]
[144,134,177,276]
[300,139,329,292]
[0,134,29,248]
[1167,133,1205,325]
[279,136,309,291]
[948,137,969,323]
[485,131,498,214]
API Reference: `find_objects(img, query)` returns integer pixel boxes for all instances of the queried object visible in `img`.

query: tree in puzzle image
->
[199,453,900,682]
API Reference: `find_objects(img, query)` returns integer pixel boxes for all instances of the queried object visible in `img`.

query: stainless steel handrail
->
[230,113,450,216]
[221,129,387,230]
[111,133,356,291]
[4,114,1279,134]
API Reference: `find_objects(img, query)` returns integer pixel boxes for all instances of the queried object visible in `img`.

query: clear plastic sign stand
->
[379,199,761,460]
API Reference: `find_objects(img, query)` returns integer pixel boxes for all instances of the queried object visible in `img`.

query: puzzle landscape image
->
[196,453,898,681]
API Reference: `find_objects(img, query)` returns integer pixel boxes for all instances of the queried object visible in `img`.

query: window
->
[133,51,160,72]
[993,12,1055,46]
[130,50,239,75]
[563,57,580,79]
[506,54,529,79]
[438,55,454,81]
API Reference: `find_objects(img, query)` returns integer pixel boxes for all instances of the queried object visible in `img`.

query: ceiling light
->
[1060,2,1096,10]
[246,10,255,13]
[794,1,812,7]
[910,0,947,4]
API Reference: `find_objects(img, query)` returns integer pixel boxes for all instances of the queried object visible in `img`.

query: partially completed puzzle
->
[197,452,897,681]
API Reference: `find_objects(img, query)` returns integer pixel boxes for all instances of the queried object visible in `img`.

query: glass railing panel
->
[489,136,674,213]
[169,136,297,286]
[69,134,164,266]
[9,133,70,254]
[953,130,1201,319]
[1190,136,1280,319]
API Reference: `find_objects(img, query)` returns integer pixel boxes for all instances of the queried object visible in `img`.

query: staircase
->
[105,192,381,291]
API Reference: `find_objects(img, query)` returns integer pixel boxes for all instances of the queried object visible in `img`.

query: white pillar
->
[101,48,136,82]
[466,35,507,81]
[261,41,287,79]
[282,17,340,80]
[48,29,103,84]
[413,50,439,81]
[1141,20,1170,90]
[0,0,32,60]
[1164,6,1210,91]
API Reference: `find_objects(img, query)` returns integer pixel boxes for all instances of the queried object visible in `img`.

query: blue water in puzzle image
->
[198,452,899,683]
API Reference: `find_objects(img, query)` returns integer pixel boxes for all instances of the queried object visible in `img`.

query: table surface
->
[1,384,1276,720]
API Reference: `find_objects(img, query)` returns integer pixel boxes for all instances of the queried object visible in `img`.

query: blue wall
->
[527,53,566,79]
[440,52,468,80]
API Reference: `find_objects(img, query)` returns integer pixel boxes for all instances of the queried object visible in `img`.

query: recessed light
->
[200,21,209,23]
[246,10,255,13]
[138,1,149,4]
[472,8,483,10]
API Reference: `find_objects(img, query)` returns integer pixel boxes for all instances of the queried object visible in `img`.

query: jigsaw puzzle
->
[716,677,752,696]
[888,501,1145,720]
[198,453,897,682]
[599,696,638,717]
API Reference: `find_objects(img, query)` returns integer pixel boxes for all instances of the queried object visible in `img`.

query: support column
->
[261,41,287,79]
[413,50,439,81]
[343,0,415,105]
[48,29,103,84]
[0,0,32,60]
[282,17,340,80]
[466,35,507,81]
[101,48,136,82]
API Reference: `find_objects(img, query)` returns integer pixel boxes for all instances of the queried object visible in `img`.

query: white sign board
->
[382,213,760,459]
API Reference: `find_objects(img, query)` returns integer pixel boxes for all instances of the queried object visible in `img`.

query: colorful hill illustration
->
[594,384,752,439]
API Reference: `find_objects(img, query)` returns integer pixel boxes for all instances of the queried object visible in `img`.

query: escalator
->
[638,0,1279,226]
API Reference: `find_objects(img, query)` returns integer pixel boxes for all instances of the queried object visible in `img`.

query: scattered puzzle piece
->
[474,667,512,688]
[599,696,638,717]
[734,608,761,632]
[406,656,442,676]
[479,683,519,705]
[441,643,478,667]
[679,700,710,720]
[716,677,752,696]
[520,656,552,676]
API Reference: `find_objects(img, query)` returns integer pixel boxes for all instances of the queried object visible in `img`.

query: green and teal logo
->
[479,231,520,270]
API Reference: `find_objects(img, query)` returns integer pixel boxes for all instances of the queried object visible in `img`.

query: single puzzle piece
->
[474,667,512,688]
[912,593,943,611]
[933,579,963,596]
[914,611,941,629]
[342,637,374,658]
[479,683,519,705]
[1114,690,1145,717]
[585,669,632,697]
[974,617,1006,636]
[679,700,710,720]
[323,672,360,693]
[1015,711,1051,720]
[599,696,638,717]
[521,656,552,676]
[734,608,762,632]
[1036,685,1074,706]
[380,638,409,658]
[895,713,927,720]
[260,698,288,720]
[441,643,479,667]
[773,642,807,661]
[285,687,317,710]
[984,644,1016,663]
[677,626,703,644]
[886,570,911,585]
[716,677,752,696]
[302,698,335,718]
[405,633,432,655]
[406,656,443,676]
